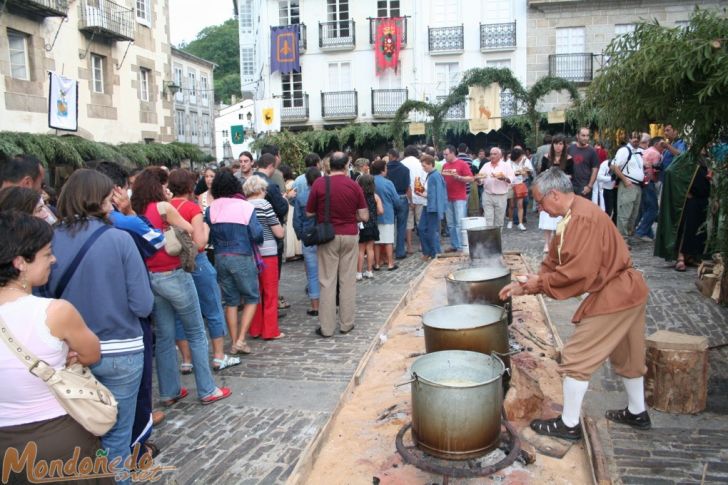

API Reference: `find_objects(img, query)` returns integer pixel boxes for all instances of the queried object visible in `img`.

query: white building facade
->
[171,47,216,156]
[0,0,175,143]
[213,98,255,162]
[236,0,528,129]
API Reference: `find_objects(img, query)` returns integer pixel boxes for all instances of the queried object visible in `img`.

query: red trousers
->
[249,255,280,339]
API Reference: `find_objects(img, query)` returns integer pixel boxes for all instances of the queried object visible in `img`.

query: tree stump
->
[644,330,708,414]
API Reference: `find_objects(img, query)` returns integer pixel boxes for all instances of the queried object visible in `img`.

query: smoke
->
[466,226,505,263]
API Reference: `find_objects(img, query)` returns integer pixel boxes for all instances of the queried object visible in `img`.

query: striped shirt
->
[249,198,281,256]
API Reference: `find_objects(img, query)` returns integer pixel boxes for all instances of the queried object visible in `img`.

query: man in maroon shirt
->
[306,152,369,337]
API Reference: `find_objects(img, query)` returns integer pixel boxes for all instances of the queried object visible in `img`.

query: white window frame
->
[377,0,400,18]
[173,64,183,101]
[327,0,350,38]
[282,70,304,107]
[555,27,586,54]
[328,61,351,91]
[279,0,300,25]
[139,68,150,102]
[200,75,209,103]
[202,114,211,144]
[240,0,254,33]
[434,62,460,97]
[136,0,151,26]
[91,54,104,93]
[190,111,199,138]
[175,110,186,138]
[7,29,30,81]
[241,48,255,78]
[188,69,197,104]
[431,0,458,26]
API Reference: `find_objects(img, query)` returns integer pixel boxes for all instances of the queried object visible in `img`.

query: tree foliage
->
[181,19,241,104]
[585,7,728,150]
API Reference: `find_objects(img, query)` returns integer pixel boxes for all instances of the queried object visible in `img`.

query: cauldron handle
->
[394,372,419,388]
[499,301,511,321]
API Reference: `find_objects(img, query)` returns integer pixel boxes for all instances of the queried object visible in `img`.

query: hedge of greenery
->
[0,132,213,168]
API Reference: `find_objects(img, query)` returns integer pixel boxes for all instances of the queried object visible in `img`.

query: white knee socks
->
[622,376,646,414]
[561,377,589,427]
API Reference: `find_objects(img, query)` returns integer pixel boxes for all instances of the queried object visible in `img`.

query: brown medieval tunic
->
[540,196,649,323]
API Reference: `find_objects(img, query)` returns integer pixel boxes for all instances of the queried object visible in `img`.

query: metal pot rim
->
[422,304,507,330]
[447,266,511,282]
[411,350,505,388]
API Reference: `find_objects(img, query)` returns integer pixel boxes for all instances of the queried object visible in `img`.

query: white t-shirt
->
[510,158,534,184]
[611,145,644,184]
[401,155,427,205]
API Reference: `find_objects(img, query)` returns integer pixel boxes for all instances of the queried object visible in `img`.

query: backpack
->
[609,146,634,182]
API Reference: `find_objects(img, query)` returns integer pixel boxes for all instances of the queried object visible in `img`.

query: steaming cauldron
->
[446,266,512,324]
[422,304,508,357]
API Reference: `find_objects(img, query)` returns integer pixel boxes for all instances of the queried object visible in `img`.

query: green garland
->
[0,132,211,169]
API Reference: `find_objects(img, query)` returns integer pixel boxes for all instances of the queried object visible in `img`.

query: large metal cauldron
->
[410,350,506,459]
[466,226,502,260]
[422,304,508,356]
[446,266,510,304]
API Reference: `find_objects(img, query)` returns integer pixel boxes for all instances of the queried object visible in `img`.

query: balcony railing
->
[428,25,464,54]
[500,89,518,117]
[480,21,516,51]
[282,93,309,123]
[7,0,68,17]
[272,23,307,53]
[321,90,358,120]
[371,88,408,118]
[436,95,465,120]
[368,17,408,45]
[319,19,355,50]
[549,53,594,83]
[78,0,134,41]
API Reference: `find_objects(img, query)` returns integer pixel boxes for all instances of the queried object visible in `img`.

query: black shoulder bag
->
[301,176,335,246]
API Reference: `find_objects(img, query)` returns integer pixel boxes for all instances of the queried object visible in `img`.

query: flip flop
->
[161,387,188,407]
[179,363,193,375]
[200,387,232,405]
[212,354,241,372]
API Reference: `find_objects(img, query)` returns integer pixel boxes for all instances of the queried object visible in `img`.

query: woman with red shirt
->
[131,168,230,406]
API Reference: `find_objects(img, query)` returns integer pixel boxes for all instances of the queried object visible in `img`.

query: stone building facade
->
[526,0,725,113]
[171,47,216,156]
[0,0,175,143]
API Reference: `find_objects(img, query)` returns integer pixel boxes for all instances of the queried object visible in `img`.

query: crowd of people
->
[0,123,710,481]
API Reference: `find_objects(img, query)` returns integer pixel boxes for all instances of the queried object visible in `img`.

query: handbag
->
[0,317,118,436]
[158,202,197,272]
[513,182,528,199]
[301,176,335,247]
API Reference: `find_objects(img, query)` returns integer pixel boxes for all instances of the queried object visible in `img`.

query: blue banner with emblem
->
[270,25,300,74]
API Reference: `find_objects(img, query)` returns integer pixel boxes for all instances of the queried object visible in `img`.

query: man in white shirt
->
[611,132,644,239]
[400,145,427,254]
[478,147,515,227]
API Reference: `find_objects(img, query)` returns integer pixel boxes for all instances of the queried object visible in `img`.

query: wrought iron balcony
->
[500,89,518,117]
[319,19,355,50]
[371,88,408,118]
[428,25,464,54]
[368,17,408,45]
[321,90,358,120]
[282,93,309,123]
[436,95,465,121]
[549,53,594,83]
[480,21,516,51]
[6,0,68,17]
[272,23,307,53]
[78,0,134,41]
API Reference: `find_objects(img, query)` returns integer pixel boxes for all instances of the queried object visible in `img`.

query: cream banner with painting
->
[468,83,501,135]
[255,98,282,133]
[48,72,78,131]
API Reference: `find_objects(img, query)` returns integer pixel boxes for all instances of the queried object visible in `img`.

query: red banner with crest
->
[375,17,403,75]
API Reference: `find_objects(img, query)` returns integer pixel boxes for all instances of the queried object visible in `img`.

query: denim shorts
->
[216,254,260,306]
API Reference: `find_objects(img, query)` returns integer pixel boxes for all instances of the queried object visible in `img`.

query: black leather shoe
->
[530,416,582,441]
[315,327,332,338]
[605,408,651,430]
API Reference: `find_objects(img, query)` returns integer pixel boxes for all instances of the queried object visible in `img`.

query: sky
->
[169,0,235,46]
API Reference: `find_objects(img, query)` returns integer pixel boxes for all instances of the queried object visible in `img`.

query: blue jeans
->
[302,244,320,300]
[419,211,441,257]
[174,253,227,340]
[90,351,144,485]
[446,200,467,250]
[635,183,658,239]
[394,196,409,258]
[149,269,217,401]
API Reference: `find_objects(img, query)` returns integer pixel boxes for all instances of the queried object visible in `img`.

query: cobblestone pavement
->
[153,208,728,484]
[152,252,428,484]
[504,208,728,485]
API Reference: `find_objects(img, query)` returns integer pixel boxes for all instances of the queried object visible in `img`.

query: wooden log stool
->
[644,330,708,414]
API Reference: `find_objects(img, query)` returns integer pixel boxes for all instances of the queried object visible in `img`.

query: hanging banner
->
[468,83,501,135]
[255,98,281,133]
[375,17,403,75]
[547,110,566,124]
[230,125,245,144]
[48,72,78,131]
[408,122,426,136]
[270,25,300,74]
